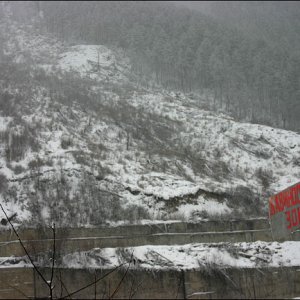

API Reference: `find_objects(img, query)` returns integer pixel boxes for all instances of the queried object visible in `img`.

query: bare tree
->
[0,203,56,299]
[0,204,134,299]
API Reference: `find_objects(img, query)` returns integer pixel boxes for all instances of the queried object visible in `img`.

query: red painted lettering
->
[286,210,292,229]
[291,187,298,205]
[275,194,284,213]
[286,189,293,207]
[292,208,298,227]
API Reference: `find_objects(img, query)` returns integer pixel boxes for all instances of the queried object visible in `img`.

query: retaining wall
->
[1,266,300,299]
[0,219,273,257]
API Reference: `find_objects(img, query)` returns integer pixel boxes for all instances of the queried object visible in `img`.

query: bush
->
[4,124,40,162]
[13,164,26,175]
[255,167,274,190]
[28,157,44,169]
[61,135,72,149]
[73,151,89,165]
[198,253,227,284]
[122,204,150,224]
[254,149,272,159]
[228,185,262,216]
[210,160,231,180]
[0,174,8,193]
[292,156,300,167]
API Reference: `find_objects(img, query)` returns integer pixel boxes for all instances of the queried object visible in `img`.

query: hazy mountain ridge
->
[2,1,300,132]
[180,1,300,54]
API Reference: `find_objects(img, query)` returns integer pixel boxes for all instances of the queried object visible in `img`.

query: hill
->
[0,8,299,227]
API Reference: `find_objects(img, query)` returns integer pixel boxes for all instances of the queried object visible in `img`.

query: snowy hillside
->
[0,17,299,227]
[61,241,300,270]
[2,241,299,271]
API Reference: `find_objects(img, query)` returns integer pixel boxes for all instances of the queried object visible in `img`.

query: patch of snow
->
[2,240,300,271]
[177,199,231,220]
[0,117,12,131]
[0,195,31,223]
[60,241,300,270]
[58,45,115,76]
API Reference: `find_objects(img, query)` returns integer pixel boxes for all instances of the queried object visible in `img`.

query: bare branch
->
[56,270,72,299]
[50,223,56,299]
[129,278,145,299]
[61,263,125,299]
[110,251,134,299]
[0,204,51,291]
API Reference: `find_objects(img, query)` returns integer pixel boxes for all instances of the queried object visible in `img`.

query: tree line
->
[4,1,300,131]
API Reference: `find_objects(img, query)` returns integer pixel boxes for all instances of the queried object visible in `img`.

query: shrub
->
[4,124,40,162]
[190,209,209,220]
[61,135,72,149]
[28,157,44,169]
[292,156,300,167]
[73,151,89,165]
[228,185,262,216]
[0,174,8,193]
[254,149,272,159]
[255,167,274,190]
[44,158,53,167]
[13,164,26,175]
[210,160,231,180]
[198,253,227,284]
[122,204,150,224]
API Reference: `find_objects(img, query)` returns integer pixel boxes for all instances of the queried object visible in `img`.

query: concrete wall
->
[0,219,272,257]
[1,266,300,299]
[0,268,35,299]
[184,267,300,299]
[0,219,270,242]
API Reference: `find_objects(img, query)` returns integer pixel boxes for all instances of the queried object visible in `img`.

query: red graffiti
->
[285,207,300,230]
[269,182,300,217]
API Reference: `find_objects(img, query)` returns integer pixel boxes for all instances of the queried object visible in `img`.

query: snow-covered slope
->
[0,17,299,227]
[2,241,299,270]
[61,241,300,270]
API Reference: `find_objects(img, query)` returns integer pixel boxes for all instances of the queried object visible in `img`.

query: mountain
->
[0,2,299,227]
[180,1,300,54]
[2,1,300,131]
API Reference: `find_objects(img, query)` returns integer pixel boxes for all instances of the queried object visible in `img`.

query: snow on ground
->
[56,241,300,270]
[58,45,114,74]
[0,116,12,131]
[0,256,29,268]
[0,237,299,271]
[124,172,200,200]
[0,195,31,223]
[133,90,299,199]
[106,219,182,227]
[176,199,231,220]
[57,44,129,82]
